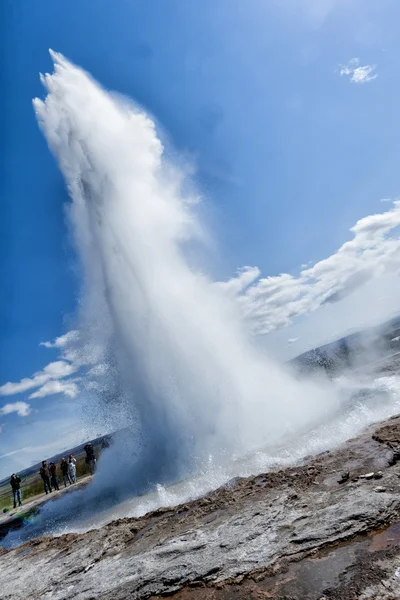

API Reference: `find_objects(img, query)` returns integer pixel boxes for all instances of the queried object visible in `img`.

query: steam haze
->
[32,52,343,496]
[5,52,394,543]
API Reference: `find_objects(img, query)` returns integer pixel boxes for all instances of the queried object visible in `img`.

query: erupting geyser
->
[31,52,365,504]
[3,50,400,551]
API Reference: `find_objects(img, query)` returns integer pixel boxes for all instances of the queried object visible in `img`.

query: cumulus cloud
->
[215,266,261,296]
[40,330,80,349]
[3,201,400,398]
[339,58,377,84]
[219,200,400,334]
[0,402,31,417]
[29,379,79,399]
[0,361,78,397]
[42,361,77,379]
[0,325,108,405]
[0,374,48,396]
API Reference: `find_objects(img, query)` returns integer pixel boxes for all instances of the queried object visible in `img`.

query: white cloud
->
[220,200,400,335]
[1,326,107,404]
[0,360,77,397]
[339,58,377,84]
[40,330,80,349]
[215,266,261,296]
[0,402,31,417]
[0,373,48,396]
[4,201,400,399]
[29,380,79,400]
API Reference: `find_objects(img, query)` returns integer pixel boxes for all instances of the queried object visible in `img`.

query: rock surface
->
[1,416,400,599]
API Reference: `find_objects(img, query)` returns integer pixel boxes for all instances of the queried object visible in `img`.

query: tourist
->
[101,436,110,449]
[84,442,97,475]
[68,454,77,483]
[39,461,52,494]
[60,457,72,487]
[10,473,22,508]
[49,461,59,491]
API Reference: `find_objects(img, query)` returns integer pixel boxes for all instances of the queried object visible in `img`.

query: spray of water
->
[31,51,341,492]
[4,51,394,546]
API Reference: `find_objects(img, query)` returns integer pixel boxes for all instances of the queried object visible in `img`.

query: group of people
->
[38,442,97,495]
[9,441,98,509]
[39,454,77,494]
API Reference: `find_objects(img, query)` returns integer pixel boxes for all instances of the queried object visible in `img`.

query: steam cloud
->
[32,51,340,499]
[3,50,400,548]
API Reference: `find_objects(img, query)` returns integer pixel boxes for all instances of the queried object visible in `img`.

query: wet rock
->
[386,450,397,466]
[338,472,350,484]
[1,415,400,599]
[360,472,375,480]
[373,471,384,480]
[374,486,386,493]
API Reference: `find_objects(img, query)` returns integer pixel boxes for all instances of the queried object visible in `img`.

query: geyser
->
[33,52,341,500]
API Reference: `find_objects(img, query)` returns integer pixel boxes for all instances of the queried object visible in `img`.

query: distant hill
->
[290,316,400,376]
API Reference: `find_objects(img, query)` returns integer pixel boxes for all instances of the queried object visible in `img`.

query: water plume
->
[32,51,341,505]
[4,51,400,550]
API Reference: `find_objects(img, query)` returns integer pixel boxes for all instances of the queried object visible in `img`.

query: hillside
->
[290,315,400,376]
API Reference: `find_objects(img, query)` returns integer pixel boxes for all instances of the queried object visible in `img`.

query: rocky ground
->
[2,417,400,599]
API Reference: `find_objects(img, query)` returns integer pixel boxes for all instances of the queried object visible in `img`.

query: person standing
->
[40,461,52,494]
[68,454,77,483]
[84,442,97,475]
[49,462,59,491]
[10,474,22,508]
[60,457,72,487]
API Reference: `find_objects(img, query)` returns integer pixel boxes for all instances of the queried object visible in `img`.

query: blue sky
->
[2,0,400,478]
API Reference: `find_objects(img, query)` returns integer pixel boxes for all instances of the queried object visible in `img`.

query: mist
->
[2,51,392,547]
[30,51,345,496]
